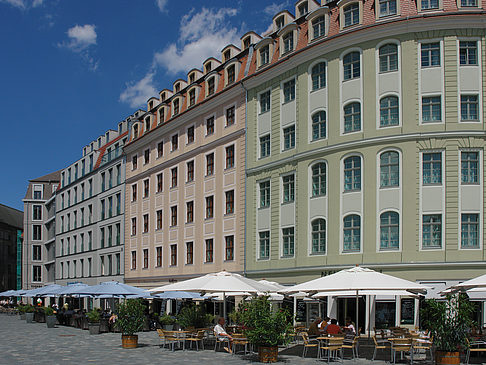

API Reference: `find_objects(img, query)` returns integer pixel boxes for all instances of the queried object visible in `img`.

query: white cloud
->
[61,24,97,52]
[0,0,43,8]
[119,73,158,108]
[155,0,167,12]
[263,1,290,16]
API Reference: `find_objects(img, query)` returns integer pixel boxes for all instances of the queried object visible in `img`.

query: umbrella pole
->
[223,292,226,322]
[356,290,359,335]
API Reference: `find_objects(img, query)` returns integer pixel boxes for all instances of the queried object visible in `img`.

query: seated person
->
[307,317,322,337]
[319,316,330,333]
[214,317,233,353]
[325,319,342,335]
[343,317,356,335]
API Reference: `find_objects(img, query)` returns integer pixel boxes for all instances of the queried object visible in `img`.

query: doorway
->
[337,296,366,333]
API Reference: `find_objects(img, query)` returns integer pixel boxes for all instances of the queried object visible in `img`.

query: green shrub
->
[86,309,101,323]
[43,307,54,316]
[24,304,35,313]
[177,304,213,329]
[116,299,145,336]
[158,313,176,325]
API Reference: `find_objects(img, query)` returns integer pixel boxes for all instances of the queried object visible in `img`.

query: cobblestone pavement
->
[0,314,392,365]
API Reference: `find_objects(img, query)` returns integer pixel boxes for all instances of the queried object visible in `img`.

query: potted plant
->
[421,293,476,365]
[238,296,293,363]
[44,307,57,328]
[86,309,101,335]
[17,305,27,320]
[159,313,176,330]
[24,304,35,323]
[177,304,213,330]
[116,299,145,348]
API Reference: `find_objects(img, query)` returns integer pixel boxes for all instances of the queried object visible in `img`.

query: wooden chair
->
[185,330,205,351]
[372,335,391,361]
[342,334,359,358]
[391,338,413,364]
[164,330,183,351]
[156,329,166,348]
[213,330,231,352]
[300,332,319,358]
[466,338,486,364]
[320,337,344,364]
[232,334,249,355]
[412,337,433,363]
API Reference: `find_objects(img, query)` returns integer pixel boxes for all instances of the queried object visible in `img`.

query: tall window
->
[380,96,399,127]
[343,3,359,27]
[131,217,136,235]
[422,152,442,185]
[283,79,295,103]
[283,125,295,150]
[144,149,150,164]
[344,156,361,191]
[170,245,177,266]
[225,190,234,214]
[311,219,326,254]
[159,108,165,123]
[205,239,214,262]
[460,41,478,65]
[421,42,440,67]
[259,231,270,259]
[461,95,479,121]
[33,205,42,220]
[157,173,163,192]
[379,0,397,16]
[33,266,41,282]
[422,214,442,248]
[143,214,149,233]
[143,179,149,198]
[187,161,194,182]
[156,247,162,267]
[131,251,136,269]
[260,135,270,158]
[132,155,138,170]
[226,106,235,126]
[344,102,361,133]
[206,153,214,175]
[33,225,42,240]
[206,196,214,219]
[143,249,148,269]
[260,180,270,208]
[206,116,214,135]
[187,126,195,143]
[207,77,215,96]
[312,163,326,197]
[422,96,442,122]
[156,209,163,229]
[189,89,196,106]
[312,16,325,39]
[343,52,360,80]
[171,134,178,151]
[421,0,439,9]
[171,167,178,188]
[186,242,194,264]
[283,174,295,203]
[227,65,235,84]
[380,212,399,250]
[282,32,294,53]
[33,245,42,260]
[170,206,177,226]
[282,227,295,257]
[380,151,399,187]
[343,215,360,252]
[461,213,479,248]
[311,62,326,91]
[225,236,234,261]
[312,111,326,140]
[461,151,479,184]
[260,90,271,113]
[225,145,235,168]
[186,201,194,223]
[461,0,478,6]
[260,45,270,66]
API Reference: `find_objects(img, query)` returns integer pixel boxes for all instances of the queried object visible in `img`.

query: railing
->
[99,147,122,167]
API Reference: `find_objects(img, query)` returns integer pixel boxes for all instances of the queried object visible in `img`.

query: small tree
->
[86,309,100,323]
[116,299,145,336]
[177,304,213,329]
[421,294,476,352]
[239,296,293,347]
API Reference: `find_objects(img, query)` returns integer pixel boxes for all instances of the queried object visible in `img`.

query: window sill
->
[310,252,326,256]
[204,261,214,264]
[258,206,270,210]
[281,201,295,206]
[310,194,326,199]
[281,255,295,259]
[205,217,214,221]
[343,189,361,193]
[224,213,235,217]
[257,257,270,261]
[281,99,295,106]
[422,183,443,187]
[258,110,270,116]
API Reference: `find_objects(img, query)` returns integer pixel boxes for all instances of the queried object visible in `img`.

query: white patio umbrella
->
[23,284,63,297]
[149,270,276,319]
[281,266,428,335]
[71,281,149,298]
[449,273,486,292]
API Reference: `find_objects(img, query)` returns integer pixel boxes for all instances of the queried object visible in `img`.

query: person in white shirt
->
[344,317,356,335]
[214,317,233,353]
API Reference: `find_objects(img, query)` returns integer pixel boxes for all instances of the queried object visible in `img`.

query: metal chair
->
[300,332,319,358]
[320,337,344,364]
[342,334,359,358]
[185,330,205,351]
[372,335,391,361]
[466,338,486,364]
[391,337,413,364]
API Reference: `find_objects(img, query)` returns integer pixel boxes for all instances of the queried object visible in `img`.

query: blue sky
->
[0,0,291,211]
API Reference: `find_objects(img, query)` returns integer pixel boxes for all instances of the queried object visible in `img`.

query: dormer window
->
[205,63,212,73]
[173,99,180,116]
[343,3,360,27]
[260,45,270,66]
[189,89,196,106]
[298,2,308,16]
[283,32,294,54]
[145,117,150,132]
[189,73,195,84]
[148,100,154,110]
[175,83,180,93]
[161,92,166,102]
[276,16,284,30]
[159,108,165,124]
[243,37,251,49]
[224,50,231,61]
[227,65,235,85]
[133,124,139,139]
[207,77,215,96]
[312,16,325,39]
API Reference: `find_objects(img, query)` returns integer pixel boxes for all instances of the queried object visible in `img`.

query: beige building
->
[123,39,255,288]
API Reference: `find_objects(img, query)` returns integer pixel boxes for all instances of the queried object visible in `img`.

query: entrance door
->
[337,296,366,334]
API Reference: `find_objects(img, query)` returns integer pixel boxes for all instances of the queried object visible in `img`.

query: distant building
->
[0,203,23,292]
[22,171,60,289]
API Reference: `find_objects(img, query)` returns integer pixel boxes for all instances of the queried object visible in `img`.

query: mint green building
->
[243,1,486,329]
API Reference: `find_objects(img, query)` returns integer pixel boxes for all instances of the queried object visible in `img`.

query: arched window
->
[311,62,326,90]
[379,43,398,72]
[380,151,399,187]
[312,111,326,141]
[311,162,326,197]
[343,214,360,252]
[343,51,360,80]
[380,96,399,127]
[380,211,399,250]
[311,218,326,254]
[344,156,361,191]
[344,102,361,133]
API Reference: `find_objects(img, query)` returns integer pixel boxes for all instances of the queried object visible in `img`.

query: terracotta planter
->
[258,346,278,363]
[435,351,460,365]
[121,334,138,348]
